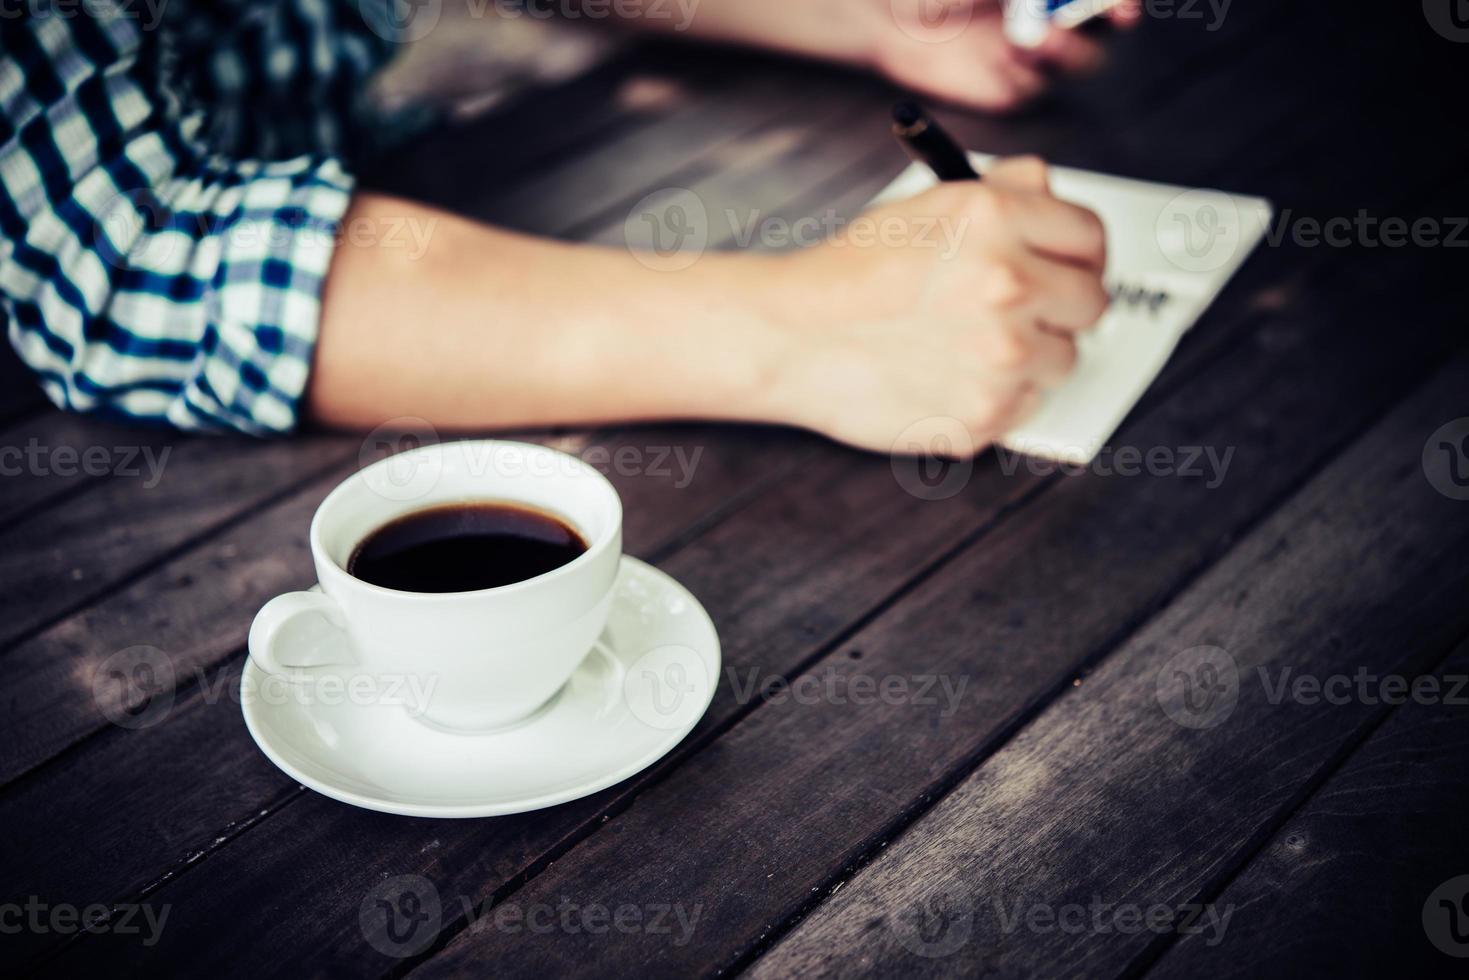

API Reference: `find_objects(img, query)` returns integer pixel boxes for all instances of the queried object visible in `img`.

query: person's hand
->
[872,0,1141,112]
[602,0,1138,113]
[768,157,1108,456]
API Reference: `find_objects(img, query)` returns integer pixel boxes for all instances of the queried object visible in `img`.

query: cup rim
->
[310,439,623,601]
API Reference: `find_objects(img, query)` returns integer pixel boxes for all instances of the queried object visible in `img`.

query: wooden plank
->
[473,69,890,239]
[0,44,898,796]
[745,355,1469,980]
[0,59,844,657]
[399,256,1461,980]
[0,0,1310,658]
[0,433,360,652]
[1,98,982,967]
[0,67,929,965]
[22,9,1457,975]
[20,5,1457,975]
[0,415,183,528]
[358,43,721,210]
[35,178,1465,978]
[0,424,806,779]
[0,427,815,973]
[585,94,898,251]
[0,47,720,538]
[0,342,47,424]
[1144,638,1469,979]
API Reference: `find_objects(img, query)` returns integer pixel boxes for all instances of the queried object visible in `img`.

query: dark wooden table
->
[4,3,1468,976]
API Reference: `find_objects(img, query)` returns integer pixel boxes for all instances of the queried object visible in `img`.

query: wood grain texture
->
[0,48,836,780]
[382,13,1468,972]
[0,414,181,528]
[747,355,1469,979]
[0,343,47,424]
[1143,638,1469,980]
[0,425,809,971]
[6,2,1467,977]
[0,433,359,653]
[359,44,700,208]
[390,235,1465,980]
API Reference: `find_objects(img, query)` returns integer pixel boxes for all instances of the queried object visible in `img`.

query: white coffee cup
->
[248,440,623,732]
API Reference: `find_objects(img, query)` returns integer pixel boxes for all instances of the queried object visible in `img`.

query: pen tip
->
[892,100,923,128]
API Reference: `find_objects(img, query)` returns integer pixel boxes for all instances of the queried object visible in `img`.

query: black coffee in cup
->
[348,502,588,593]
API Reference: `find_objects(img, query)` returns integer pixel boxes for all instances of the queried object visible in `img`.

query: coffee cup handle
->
[248,591,356,681]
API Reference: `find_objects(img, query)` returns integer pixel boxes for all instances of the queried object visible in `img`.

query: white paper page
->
[870,155,1273,464]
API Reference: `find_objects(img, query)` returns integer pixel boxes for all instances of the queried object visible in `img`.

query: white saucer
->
[241,556,720,818]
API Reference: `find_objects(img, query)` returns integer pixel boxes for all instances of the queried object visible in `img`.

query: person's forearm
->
[306,194,800,431]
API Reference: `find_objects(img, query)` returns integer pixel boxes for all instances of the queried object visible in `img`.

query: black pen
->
[891,101,980,182]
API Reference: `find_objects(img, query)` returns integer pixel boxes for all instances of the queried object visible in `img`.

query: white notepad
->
[870,155,1273,464]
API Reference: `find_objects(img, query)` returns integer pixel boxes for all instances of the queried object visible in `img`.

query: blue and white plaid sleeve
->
[1,4,397,434]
